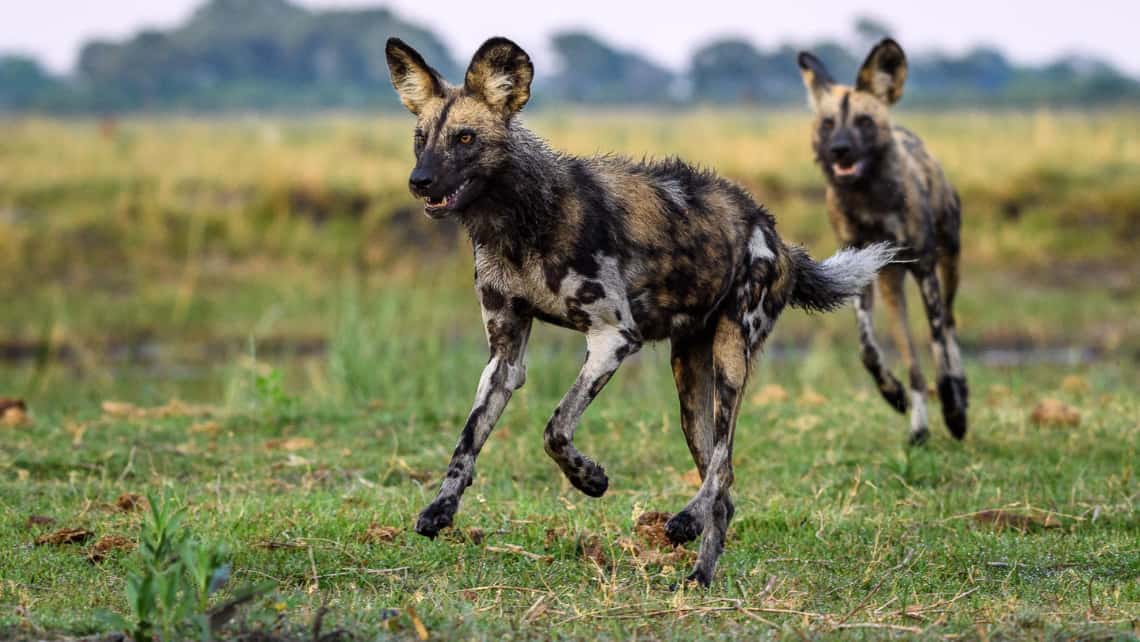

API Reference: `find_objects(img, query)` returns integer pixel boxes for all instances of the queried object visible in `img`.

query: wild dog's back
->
[892,126,961,255]
[585,156,789,341]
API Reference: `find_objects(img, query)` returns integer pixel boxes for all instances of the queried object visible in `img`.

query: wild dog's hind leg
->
[674,315,751,586]
[415,298,532,538]
[915,268,968,439]
[544,325,642,497]
[937,249,969,409]
[878,266,930,445]
[856,284,909,414]
[665,323,726,546]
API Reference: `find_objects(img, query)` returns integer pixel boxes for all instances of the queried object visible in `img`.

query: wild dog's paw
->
[938,376,969,440]
[879,375,909,414]
[907,425,930,447]
[665,510,703,545]
[942,407,967,440]
[683,568,713,589]
[668,568,712,591]
[414,495,459,539]
[569,461,609,498]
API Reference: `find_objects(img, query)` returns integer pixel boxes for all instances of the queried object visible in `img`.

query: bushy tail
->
[789,242,898,312]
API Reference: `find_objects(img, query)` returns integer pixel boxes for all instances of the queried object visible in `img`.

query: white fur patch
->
[944,328,965,377]
[583,326,631,375]
[855,298,887,368]
[659,179,688,212]
[482,71,516,108]
[741,287,770,346]
[748,228,775,261]
[909,390,929,435]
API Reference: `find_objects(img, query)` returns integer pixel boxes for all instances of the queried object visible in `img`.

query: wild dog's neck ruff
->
[458,122,566,263]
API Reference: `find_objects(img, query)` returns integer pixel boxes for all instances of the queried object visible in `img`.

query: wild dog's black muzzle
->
[828,129,857,163]
[409,167,434,193]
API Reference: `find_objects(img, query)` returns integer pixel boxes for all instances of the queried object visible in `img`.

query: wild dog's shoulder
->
[891,125,940,171]
[891,125,927,157]
[891,124,957,212]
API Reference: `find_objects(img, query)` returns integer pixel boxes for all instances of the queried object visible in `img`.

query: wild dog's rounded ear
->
[464,37,534,116]
[797,51,834,111]
[856,38,907,105]
[386,37,446,115]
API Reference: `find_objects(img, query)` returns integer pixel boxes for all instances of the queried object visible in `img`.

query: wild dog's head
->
[386,37,533,218]
[797,39,907,188]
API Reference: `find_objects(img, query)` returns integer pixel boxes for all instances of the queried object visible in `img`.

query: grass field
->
[1,111,1138,639]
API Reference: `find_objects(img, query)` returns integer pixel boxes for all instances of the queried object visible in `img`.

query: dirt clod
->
[87,535,136,563]
[265,437,315,451]
[750,384,788,405]
[35,527,94,546]
[1030,398,1081,427]
[973,509,1061,531]
[116,492,147,512]
[634,511,673,549]
[361,523,401,544]
[26,515,56,528]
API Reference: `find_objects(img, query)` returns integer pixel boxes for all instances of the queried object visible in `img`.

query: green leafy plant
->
[253,366,298,418]
[99,493,272,641]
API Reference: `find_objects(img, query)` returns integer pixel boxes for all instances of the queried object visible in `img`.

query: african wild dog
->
[797,39,969,444]
[386,36,895,586]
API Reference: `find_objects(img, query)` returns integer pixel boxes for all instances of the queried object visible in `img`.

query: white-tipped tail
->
[789,242,899,312]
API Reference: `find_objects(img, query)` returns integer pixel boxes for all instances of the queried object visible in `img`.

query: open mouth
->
[424,179,471,215]
[832,160,864,178]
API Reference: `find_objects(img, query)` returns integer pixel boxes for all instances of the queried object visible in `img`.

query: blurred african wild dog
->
[797,39,969,444]
[386,36,895,586]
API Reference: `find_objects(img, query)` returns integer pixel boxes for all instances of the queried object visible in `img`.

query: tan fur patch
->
[443,97,506,140]
[712,316,748,387]
[620,178,669,248]
[388,48,444,115]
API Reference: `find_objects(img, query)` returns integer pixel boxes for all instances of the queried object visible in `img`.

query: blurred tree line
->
[2,0,1137,112]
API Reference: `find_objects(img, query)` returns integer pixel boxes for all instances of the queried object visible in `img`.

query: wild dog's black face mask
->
[798,39,908,188]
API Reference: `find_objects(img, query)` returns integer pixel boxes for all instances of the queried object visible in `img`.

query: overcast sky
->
[3,0,1139,78]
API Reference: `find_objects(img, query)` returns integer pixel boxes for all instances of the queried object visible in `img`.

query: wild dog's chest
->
[845,207,907,239]
[474,250,629,331]
[829,185,910,243]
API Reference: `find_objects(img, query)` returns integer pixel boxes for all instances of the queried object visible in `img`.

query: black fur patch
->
[576,281,606,304]
[480,286,507,311]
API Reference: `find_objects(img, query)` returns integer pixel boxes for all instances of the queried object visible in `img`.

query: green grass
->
[2,291,1138,639]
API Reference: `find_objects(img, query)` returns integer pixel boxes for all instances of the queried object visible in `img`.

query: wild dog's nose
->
[829,141,852,159]
[409,168,434,191]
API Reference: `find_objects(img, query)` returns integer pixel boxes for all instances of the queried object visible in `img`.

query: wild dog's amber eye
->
[820,118,835,131]
[458,132,475,145]
[855,115,874,129]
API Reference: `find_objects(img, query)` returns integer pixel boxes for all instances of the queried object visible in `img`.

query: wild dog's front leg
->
[916,270,968,439]
[544,326,641,497]
[414,301,532,538]
[856,284,908,413]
